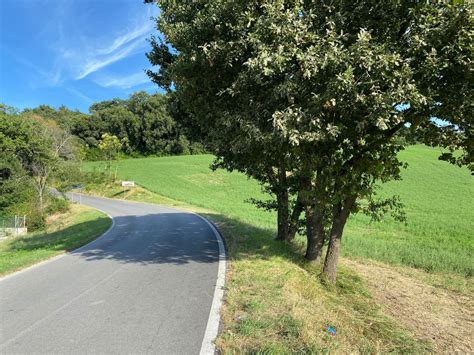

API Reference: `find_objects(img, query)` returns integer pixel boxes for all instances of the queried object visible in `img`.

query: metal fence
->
[0,215,27,238]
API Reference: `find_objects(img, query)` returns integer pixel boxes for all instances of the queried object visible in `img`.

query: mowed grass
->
[0,204,111,275]
[86,145,473,277]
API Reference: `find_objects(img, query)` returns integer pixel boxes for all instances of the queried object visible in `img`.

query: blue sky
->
[0,0,162,113]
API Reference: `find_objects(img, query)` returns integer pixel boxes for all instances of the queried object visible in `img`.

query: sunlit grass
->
[81,144,474,352]
[0,204,111,275]
[86,145,473,277]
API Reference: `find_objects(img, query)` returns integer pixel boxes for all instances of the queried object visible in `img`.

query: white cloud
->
[74,38,146,80]
[60,6,157,81]
[66,87,93,103]
[96,22,153,56]
[94,71,151,89]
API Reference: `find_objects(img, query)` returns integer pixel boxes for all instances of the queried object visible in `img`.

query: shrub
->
[45,196,70,215]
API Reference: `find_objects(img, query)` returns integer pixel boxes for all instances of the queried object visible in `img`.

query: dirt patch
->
[45,212,62,225]
[344,259,473,353]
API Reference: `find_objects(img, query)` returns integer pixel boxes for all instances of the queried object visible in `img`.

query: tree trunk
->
[322,218,345,283]
[275,188,289,241]
[34,174,47,215]
[323,197,356,283]
[304,203,326,262]
[38,189,44,214]
[287,194,303,241]
[275,166,289,241]
[305,204,317,260]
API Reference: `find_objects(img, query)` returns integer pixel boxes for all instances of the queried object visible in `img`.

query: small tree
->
[98,133,123,179]
[25,114,79,211]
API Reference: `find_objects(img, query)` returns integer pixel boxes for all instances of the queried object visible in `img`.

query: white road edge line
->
[195,214,226,355]
[72,192,228,353]
[1,192,228,354]
[0,199,116,283]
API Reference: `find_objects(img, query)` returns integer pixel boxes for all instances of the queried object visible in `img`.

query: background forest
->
[0,91,204,229]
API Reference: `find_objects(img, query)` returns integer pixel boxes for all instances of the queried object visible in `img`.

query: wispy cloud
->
[57,5,157,82]
[94,71,151,89]
[70,7,156,80]
[66,87,93,103]
[74,38,146,80]
[96,23,153,57]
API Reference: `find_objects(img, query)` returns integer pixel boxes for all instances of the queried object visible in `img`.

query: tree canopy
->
[5,92,207,161]
[147,0,472,282]
[73,91,205,158]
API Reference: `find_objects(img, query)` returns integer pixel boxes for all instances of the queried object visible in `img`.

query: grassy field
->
[0,204,111,275]
[83,144,473,352]
[86,145,473,277]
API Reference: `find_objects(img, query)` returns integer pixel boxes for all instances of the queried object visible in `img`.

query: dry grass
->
[212,218,429,353]
[344,258,474,353]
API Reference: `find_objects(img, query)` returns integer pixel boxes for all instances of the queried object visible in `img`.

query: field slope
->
[87,145,473,277]
[84,144,473,352]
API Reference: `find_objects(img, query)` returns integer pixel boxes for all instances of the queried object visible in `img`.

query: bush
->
[83,147,105,161]
[27,210,46,230]
[170,136,191,155]
[45,196,70,215]
[189,142,208,155]
[81,169,115,185]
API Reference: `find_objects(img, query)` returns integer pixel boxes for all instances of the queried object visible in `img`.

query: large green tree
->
[147,0,472,283]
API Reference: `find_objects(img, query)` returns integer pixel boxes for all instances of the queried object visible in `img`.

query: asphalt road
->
[0,194,224,354]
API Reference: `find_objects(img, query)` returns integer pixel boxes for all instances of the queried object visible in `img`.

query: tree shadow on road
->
[6,206,308,270]
[50,209,307,269]
[70,212,222,265]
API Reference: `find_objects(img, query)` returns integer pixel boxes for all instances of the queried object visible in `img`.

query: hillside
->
[86,145,473,277]
[84,144,473,352]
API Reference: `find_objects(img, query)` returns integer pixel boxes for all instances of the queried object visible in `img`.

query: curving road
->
[0,194,225,354]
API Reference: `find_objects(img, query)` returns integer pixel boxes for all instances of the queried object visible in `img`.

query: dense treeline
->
[0,104,74,228]
[22,91,206,160]
[0,91,204,228]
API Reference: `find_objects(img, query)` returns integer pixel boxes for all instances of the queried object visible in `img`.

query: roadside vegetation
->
[0,104,81,229]
[0,106,113,274]
[83,145,472,352]
[0,204,111,275]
